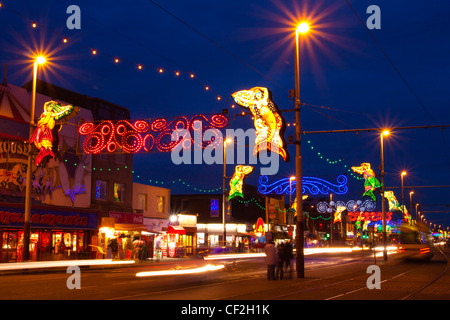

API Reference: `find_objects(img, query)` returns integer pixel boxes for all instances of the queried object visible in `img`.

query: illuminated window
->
[157,196,165,213]
[95,180,107,200]
[114,183,125,202]
[138,193,147,211]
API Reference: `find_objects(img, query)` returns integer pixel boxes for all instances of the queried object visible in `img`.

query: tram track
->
[400,247,450,300]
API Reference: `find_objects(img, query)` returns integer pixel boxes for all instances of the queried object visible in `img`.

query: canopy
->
[167,225,186,234]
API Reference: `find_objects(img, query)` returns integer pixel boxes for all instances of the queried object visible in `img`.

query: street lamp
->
[222,138,232,248]
[294,21,309,278]
[380,130,389,261]
[401,171,407,221]
[24,55,46,261]
[409,191,414,219]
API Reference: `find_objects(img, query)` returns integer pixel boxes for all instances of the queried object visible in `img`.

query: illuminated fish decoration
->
[228,165,254,200]
[351,163,381,202]
[231,87,288,161]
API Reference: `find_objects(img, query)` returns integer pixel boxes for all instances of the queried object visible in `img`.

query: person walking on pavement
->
[264,241,277,280]
[283,240,294,279]
[276,242,285,280]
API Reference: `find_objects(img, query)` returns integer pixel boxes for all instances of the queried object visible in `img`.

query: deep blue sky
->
[1,0,449,228]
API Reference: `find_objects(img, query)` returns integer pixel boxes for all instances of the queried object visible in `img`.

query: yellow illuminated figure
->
[384,190,412,223]
[30,101,77,166]
[351,163,381,201]
[228,165,254,200]
[231,87,288,161]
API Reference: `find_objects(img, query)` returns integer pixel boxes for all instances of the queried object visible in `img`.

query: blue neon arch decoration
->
[258,175,348,195]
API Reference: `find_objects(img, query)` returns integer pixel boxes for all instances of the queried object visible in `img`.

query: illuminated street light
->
[24,55,46,261]
[294,21,310,278]
[222,138,232,247]
[380,130,390,261]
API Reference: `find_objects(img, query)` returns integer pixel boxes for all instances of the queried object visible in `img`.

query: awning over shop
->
[167,225,186,234]
[114,224,149,232]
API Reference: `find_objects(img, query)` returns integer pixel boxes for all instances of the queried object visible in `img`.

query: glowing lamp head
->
[297,22,310,34]
[401,171,407,177]
[36,56,46,64]
[382,130,390,136]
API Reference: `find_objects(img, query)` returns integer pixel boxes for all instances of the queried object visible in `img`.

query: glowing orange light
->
[190,73,194,78]
[175,71,180,76]
[36,56,46,64]
[138,64,142,70]
[297,22,310,33]
[159,68,163,73]
[114,58,119,63]
[92,49,97,55]
[32,22,37,28]
[205,86,209,90]
[63,37,67,43]
[217,96,221,101]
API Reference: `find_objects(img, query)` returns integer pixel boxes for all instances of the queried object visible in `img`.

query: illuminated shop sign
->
[347,211,393,222]
[0,206,98,229]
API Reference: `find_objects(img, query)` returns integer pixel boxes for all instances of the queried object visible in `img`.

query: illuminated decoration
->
[255,217,265,237]
[258,175,348,195]
[351,163,381,201]
[347,211,393,222]
[290,195,309,216]
[64,185,87,202]
[317,199,376,214]
[79,113,228,154]
[334,206,346,223]
[30,101,78,166]
[228,165,254,200]
[231,87,288,161]
[384,191,412,223]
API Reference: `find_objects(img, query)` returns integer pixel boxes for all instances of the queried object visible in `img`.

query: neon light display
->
[384,191,412,223]
[317,199,376,214]
[258,175,348,195]
[334,206,346,223]
[347,211,393,222]
[78,113,228,154]
[229,165,254,200]
[31,101,77,165]
[231,87,288,161]
[351,163,381,201]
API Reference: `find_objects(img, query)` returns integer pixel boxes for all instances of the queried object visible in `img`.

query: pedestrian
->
[283,240,294,279]
[264,241,277,280]
[276,242,285,280]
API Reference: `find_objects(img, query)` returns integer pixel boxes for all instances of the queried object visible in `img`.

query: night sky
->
[1,1,449,228]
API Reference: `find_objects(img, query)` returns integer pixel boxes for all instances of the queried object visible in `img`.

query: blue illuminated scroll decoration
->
[258,175,348,195]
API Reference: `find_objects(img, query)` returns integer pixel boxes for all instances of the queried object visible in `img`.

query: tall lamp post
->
[380,130,390,261]
[222,138,231,247]
[294,22,309,278]
[24,55,46,261]
[409,191,414,220]
[401,171,407,221]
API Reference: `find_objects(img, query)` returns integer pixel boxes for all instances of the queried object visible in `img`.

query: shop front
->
[0,203,99,262]
[95,211,152,260]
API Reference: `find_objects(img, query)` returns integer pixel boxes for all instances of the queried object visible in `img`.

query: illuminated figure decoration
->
[258,175,348,196]
[228,165,254,200]
[290,195,309,216]
[334,206,346,223]
[384,191,412,223]
[231,87,288,161]
[79,113,228,154]
[351,163,381,201]
[30,101,78,166]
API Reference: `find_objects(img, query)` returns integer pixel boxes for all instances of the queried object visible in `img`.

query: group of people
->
[264,240,294,280]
